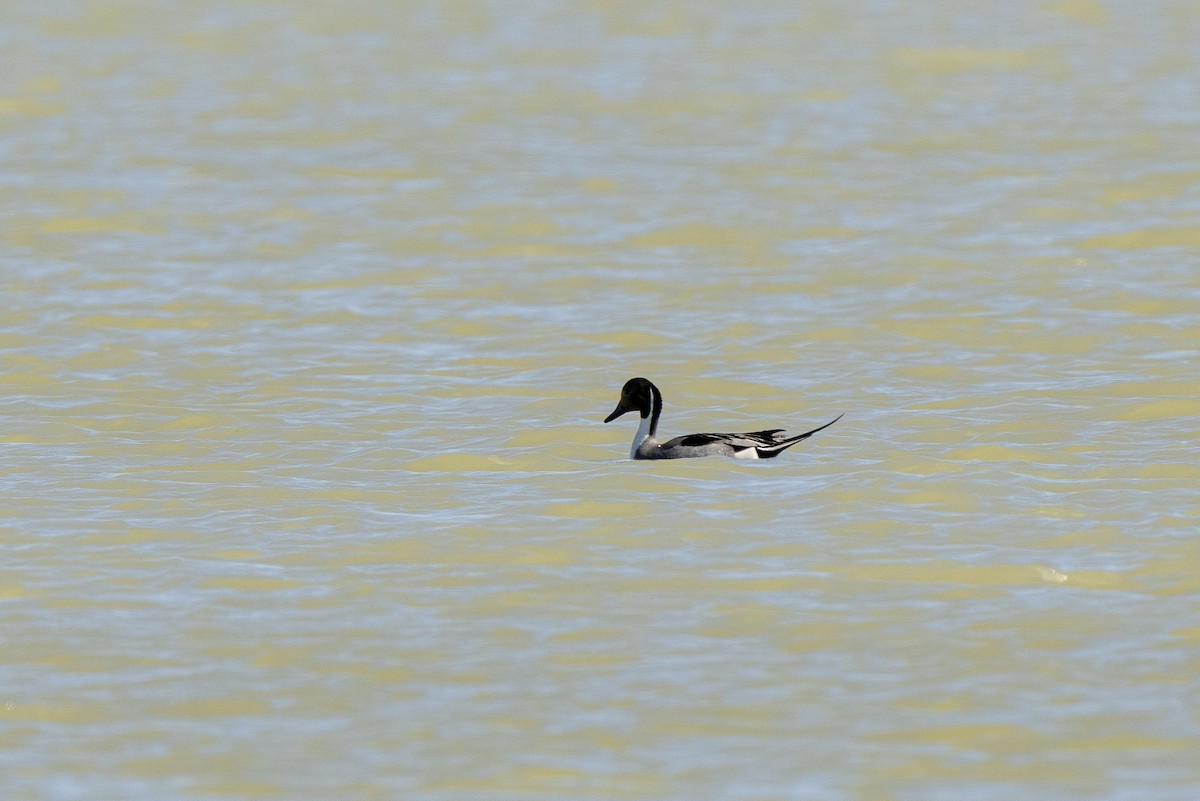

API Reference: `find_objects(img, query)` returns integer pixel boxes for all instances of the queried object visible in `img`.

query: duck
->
[603,377,842,460]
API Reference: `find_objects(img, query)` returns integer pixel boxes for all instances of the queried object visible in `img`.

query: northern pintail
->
[603,377,842,460]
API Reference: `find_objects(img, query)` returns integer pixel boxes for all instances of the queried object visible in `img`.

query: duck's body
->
[603,377,841,460]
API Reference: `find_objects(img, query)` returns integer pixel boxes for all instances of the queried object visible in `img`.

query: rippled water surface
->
[3,1,1199,799]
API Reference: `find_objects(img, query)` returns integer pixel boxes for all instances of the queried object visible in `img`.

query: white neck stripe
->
[631,414,653,459]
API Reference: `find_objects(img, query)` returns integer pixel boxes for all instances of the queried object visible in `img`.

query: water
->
[2,1,1199,799]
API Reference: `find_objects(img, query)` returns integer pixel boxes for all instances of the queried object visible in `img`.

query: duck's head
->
[604,377,659,422]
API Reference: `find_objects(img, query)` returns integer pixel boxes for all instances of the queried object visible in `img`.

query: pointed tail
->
[756,413,844,459]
